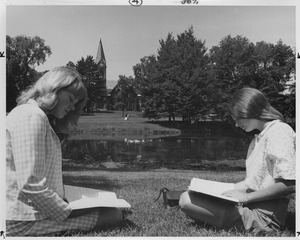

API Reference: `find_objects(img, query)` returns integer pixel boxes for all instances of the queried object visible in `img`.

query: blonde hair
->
[17,66,88,133]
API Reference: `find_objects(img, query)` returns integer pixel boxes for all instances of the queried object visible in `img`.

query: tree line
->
[132,27,295,123]
[6,27,295,125]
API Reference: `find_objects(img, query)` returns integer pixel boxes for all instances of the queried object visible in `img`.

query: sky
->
[5,3,296,86]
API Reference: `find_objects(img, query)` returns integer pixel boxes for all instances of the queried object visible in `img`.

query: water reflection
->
[62,136,250,170]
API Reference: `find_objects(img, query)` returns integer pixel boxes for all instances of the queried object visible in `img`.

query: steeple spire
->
[95,38,106,67]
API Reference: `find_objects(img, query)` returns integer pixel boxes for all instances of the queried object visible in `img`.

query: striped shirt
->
[6,100,72,222]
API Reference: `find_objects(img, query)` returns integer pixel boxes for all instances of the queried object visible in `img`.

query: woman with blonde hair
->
[6,67,124,236]
[179,87,295,234]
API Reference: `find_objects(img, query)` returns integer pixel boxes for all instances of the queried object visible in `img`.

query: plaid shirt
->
[6,100,72,222]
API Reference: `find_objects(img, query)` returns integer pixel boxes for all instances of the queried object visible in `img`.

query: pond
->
[62,133,251,170]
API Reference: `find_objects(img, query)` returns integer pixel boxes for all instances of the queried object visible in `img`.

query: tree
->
[208,35,295,120]
[133,55,160,119]
[6,35,52,111]
[133,32,295,122]
[208,35,256,118]
[170,28,209,122]
[251,40,295,122]
[268,40,295,92]
[252,40,294,93]
[74,55,105,112]
[134,26,210,122]
[111,75,137,116]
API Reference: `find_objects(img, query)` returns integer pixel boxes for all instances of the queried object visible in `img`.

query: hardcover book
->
[188,178,239,203]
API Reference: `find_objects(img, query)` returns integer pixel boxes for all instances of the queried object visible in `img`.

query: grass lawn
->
[60,111,295,237]
[72,111,182,140]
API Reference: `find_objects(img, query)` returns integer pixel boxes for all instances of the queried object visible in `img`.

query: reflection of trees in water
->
[62,136,250,169]
[62,140,107,162]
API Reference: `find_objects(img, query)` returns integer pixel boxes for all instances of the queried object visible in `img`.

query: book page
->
[64,185,131,210]
[188,178,239,203]
[64,185,116,201]
[69,194,131,210]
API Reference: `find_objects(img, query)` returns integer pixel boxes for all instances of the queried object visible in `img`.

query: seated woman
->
[179,87,295,234]
[6,67,125,236]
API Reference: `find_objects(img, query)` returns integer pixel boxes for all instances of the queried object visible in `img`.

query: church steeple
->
[95,38,106,68]
[95,38,107,91]
[93,38,107,110]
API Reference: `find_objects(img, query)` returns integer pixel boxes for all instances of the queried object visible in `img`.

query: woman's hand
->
[223,179,295,204]
[222,190,248,203]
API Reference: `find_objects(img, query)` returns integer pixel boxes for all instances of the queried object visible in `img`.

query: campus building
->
[95,38,142,112]
[94,38,108,110]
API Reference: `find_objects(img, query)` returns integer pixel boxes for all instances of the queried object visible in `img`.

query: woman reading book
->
[6,67,124,236]
[179,87,295,234]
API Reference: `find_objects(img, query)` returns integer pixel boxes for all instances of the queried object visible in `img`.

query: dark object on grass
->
[154,188,185,207]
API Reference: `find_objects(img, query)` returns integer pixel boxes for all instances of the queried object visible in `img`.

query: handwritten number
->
[129,0,143,7]
[181,0,198,4]
[0,51,5,58]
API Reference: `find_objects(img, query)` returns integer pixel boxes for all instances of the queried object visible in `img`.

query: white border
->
[0,0,5,237]
[2,0,299,6]
[295,1,299,238]
[1,0,299,239]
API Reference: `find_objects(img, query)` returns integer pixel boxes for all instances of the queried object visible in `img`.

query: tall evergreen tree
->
[134,26,209,121]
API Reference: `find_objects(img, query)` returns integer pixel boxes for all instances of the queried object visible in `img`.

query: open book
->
[64,185,131,210]
[188,178,239,203]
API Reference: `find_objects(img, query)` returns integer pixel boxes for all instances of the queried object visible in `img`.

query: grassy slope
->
[71,111,181,140]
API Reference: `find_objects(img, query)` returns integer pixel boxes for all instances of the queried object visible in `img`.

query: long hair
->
[229,88,284,122]
[17,66,88,134]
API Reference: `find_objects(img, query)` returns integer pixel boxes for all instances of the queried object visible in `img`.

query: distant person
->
[179,87,295,234]
[6,67,124,236]
[124,113,129,120]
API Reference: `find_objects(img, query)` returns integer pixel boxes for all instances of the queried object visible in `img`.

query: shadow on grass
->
[147,120,238,132]
[62,162,154,172]
[62,160,246,173]
[62,162,112,172]
[145,120,261,140]
[63,175,122,191]
[93,219,138,236]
